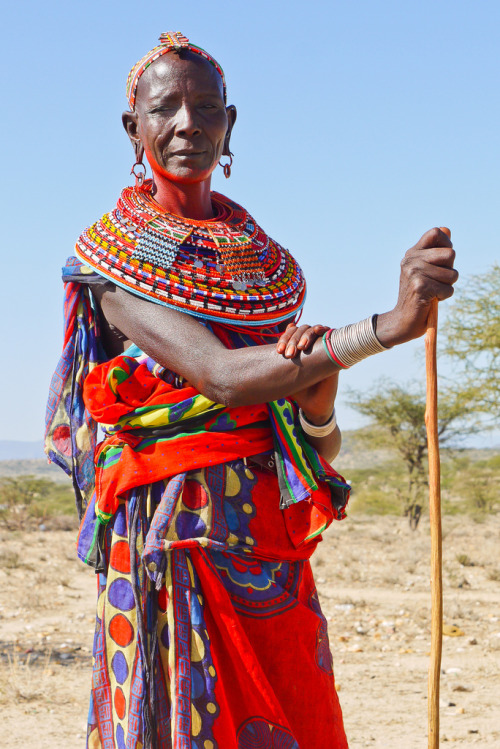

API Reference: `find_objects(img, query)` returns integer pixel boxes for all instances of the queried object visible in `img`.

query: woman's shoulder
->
[62,256,112,287]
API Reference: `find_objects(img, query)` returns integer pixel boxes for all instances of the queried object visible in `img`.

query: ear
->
[222,105,237,156]
[122,111,144,161]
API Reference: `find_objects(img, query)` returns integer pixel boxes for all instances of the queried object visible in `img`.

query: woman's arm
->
[94,227,457,408]
[94,282,338,406]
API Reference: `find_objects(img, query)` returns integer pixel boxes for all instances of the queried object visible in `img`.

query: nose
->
[174,103,202,137]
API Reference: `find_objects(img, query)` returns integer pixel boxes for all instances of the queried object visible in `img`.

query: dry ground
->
[0,513,499,748]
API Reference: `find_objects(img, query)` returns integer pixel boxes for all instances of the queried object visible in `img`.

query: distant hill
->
[0,441,45,461]
[0,441,70,483]
[0,459,70,483]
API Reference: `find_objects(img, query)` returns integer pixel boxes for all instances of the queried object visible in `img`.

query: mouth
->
[172,150,205,157]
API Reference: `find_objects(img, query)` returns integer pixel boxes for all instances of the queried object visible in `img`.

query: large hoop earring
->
[131,161,147,188]
[219,152,233,179]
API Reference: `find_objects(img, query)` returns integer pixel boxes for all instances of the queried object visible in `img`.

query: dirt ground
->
[0,513,499,748]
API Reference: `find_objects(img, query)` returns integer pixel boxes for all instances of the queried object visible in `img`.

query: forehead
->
[135,51,225,104]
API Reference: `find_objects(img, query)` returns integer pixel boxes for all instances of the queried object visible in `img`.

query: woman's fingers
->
[407,259,459,286]
[297,325,329,350]
[276,324,330,358]
[400,248,459,302]
[276,323,299,354]
[413,226,453,251]
[411,246,456,268]
[284,325,314,358]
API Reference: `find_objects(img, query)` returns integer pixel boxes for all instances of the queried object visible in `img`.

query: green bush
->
[340,450,500,518]
[0,476,77,530]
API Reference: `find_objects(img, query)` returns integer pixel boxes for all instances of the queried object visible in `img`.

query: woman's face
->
[127,52,235,185]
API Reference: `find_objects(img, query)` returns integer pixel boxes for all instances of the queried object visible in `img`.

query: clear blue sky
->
[1,0,498,443]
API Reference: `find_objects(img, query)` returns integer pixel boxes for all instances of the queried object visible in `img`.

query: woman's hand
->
[376,227,458,348]
[276,323,329,359]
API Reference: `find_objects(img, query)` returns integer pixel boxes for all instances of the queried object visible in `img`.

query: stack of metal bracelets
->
[322,314,389,369]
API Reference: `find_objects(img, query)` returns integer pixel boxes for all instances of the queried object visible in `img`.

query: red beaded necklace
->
[75,182,306,327]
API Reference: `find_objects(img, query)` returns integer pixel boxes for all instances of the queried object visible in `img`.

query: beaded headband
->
[126,31,227,109]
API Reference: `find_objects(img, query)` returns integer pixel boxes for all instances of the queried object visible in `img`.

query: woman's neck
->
[151,173,214,220]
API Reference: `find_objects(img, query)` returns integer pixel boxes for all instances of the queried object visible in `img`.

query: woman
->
[45,32,457,749]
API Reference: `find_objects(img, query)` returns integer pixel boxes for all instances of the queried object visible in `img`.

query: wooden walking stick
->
[425,226,450,748]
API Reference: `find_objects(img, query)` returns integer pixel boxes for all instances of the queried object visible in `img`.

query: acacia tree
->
[442,264,500,422]
[348,382,480,528]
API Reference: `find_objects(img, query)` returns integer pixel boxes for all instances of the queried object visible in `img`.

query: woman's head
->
[123,33,236,186]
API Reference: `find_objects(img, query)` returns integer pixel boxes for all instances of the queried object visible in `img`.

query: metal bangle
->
[325,315,389,369]
[299,408,337,437]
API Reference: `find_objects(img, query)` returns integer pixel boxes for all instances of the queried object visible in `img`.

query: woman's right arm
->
[94,227,458,408]
[94,281,338,406]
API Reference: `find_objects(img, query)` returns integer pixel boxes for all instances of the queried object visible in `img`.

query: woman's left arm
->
[292,373,342,462]
[276,324,341,463]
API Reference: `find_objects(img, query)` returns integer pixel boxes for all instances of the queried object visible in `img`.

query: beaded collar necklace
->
[75,182,306,327]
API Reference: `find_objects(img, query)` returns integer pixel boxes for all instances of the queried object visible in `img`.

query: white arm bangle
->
[299,408,337,437]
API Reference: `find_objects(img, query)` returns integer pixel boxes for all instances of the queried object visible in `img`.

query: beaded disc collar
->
[75,182,306,327]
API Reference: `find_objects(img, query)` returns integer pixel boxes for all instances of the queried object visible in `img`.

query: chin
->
[153,166,216,186]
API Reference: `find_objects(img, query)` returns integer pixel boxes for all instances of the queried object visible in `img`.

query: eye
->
[200,100,222,111]
[147,101,178,114]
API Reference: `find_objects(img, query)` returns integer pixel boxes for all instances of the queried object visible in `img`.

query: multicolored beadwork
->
[75,181,306,327]
[126,32,227,109]
[132,226,179,269]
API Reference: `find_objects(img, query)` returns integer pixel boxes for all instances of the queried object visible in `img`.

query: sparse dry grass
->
[457,553,475,567]
[0,651,53,705]
[0,550,22,569]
